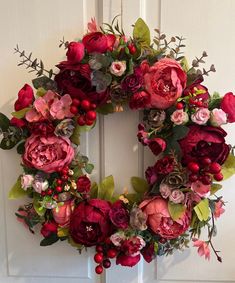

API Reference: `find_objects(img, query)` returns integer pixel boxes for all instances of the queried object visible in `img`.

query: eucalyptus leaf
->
[70,124,80,145]
[8,178,27,199]
[131,176,149,194]
[16,141,25,154]
[0,113,10,131]
[98,175,114,201]
[194,199,210,221]
[85,163,94,174]
[0,138,17,150]
[32,76,57,90]
[168,202,186,221]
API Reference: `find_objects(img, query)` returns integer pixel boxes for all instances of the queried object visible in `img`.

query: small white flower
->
[21,174,34,190]
[110,61,126,76]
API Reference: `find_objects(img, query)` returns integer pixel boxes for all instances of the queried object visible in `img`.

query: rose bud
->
[41,221,58,238]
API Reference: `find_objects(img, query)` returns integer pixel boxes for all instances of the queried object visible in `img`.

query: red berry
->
[70,106,78,115]
[61,168,68,176]
[201,157,212,167]
[86,119,94,126]
[214,172,224,181]
[72,98,80,107]
[105,238,112,245]
[189,174,198,182]
[90,103,97,110]
[56,179,63,185]
[47,188,53,195]
[107,249,117,259]
[41,191,46,197]
[95,265,103,274]
[128,44,136,54]
[196,100,203,107]
[103,259,111,269]
[77,116,86,126]
[96,245,103,253]
[189,98,195,105]
[176,102,184,109]
[81,100,91,111]
[209,162,221,174]
[200,174,212,185]
[94,253,103,264]
[86,110,96,121]
[55,186,63,193]
[61,175,68,181]
[187,162,200,173]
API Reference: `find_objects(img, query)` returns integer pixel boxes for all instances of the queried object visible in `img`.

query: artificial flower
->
[109,200,129,229]
[191,181,210,198]
[214,200,225,219]
[21,174,34,190]
[82,32,116,53]
[66,41,85,63]
[109,61,126,76]
[41,221,58,238]
[193,239,210,260]
[171,109,189,125]
[148,137,166,156]
[220,92,235,123]
[169,189,185,204]
[129,91,150,110]
[210,108,227,127]
[76,175,91,194]
[52,199,75,227]
[191,108,210,125]
[14,84,34,111]
[129,207,147,231]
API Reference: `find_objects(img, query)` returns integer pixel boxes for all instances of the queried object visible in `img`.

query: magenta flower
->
[50,94,74,120]
[193,239,210,260]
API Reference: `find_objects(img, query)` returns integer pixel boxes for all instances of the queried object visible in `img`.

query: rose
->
[116,254,140,267]
[179,125,230,165]
[121,68,143,92]
[23,134,74,173]
[109,201,129,229]
[159,183,171,199]
[10,117,26,128]
[110,232,126,246]
[129,91,150,110]
[41,221,58,238]
[191,108,210,125]
[69,199,112,246]
[210,108,227,126]
[66,42,85,63]
[144,58,187,109]
[139,197,191,239]
[171,110,189,125]
[148,138,166,156]
[52,199,75,227]
[82,32,116,53]
[109,61,126,76]
[14,84,34,111]
[32,179,49,194]
[129,207,147,231]
[191,181,210,197]
[145,110,166,128]
[121,236,145,256]
[55,62,109,106]
[154,156,175,175]
[76,175,91,194]
[169,190,185,204]
[21,174,34,190]
[145,166,158,185]
[220,92,235,123]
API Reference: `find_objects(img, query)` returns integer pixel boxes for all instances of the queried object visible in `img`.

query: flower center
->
[86,225,93,232]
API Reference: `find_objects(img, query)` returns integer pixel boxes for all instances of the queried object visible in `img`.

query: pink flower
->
[32,179,49,194]
[159,183,172,199]
[193,238,210,260]
[210,108,227,127]
[87,17,98,33]
[171,109,189,125]
[110,232,126,247]
[191,108,210,125]
[191,181,210,197]
[50,94,74,120]
[52,199,75,227]
[110,61,126,76]
[21,174,34,190]
[23,134,74,173]
[214,200,225,219]
[220,92,235,123]
[169,190,185,204]
[139,197,191,239]
[144,58,187,109]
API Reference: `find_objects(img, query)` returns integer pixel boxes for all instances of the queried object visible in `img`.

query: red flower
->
[109,201,129,229]
[183,76,209,101]
[82,32,116,53]
[141,243,156,263]
[69,199,112,246]
[28,122,55,136]
[121,68,143,93]
[66,42,85,63]
[41,221,58,238]
[220,92,235,123]
[14,84,34,111]
[179,125,230,165]
[76,175,91,193]
[116,254,140,267]
[129,91,150,110]
[148,138,166,156]
[154,156,175,175]
[10,117,26,128]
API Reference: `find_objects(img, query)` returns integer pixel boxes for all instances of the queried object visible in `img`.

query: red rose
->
[116,254,140,267]
[220,92,235,123]
[154,156,175,175]
[69,199,112,246]
[148,138,166,156]
[82,32,116,53]
[76,175,91,193]
[14,84,34,111]
[121,68,143,93]
[129,91,150,109]
[141,242,156,263]
[109,201,129,229]
[10,117,26,128]
[179,125,230,165]
[41,221,58,238]
[66,42,85,63]
[144,58,187,109]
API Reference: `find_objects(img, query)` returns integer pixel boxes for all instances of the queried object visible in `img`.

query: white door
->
[0,1,235,283]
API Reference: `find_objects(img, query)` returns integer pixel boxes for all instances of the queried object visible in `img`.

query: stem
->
[208,213,222,262]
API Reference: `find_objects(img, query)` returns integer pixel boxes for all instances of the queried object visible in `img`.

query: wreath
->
[0,17,235,274]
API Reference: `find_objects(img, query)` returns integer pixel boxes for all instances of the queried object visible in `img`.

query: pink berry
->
[200,174,212,185]
[107,249,117,259]
[128,44,136,54]
[55,186,63,193]
[103,259,111,269]
[96,245,103,253]
[187,162,200,173]
[72,98,80,107]
[201,157,212,166]
[86,119,94,126]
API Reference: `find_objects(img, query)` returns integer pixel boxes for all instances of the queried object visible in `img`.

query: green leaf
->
[133,18,151,46]
[154,242,159,253]
[32,76,57,90]
[98,175,115,201]
[36,87,47,97]
[194,199,210,221]
[173,125,189,140]
[72,166,83,179]
[85,163,94,174]
[68,236,84,250]
[0,138,17,150]
[221,154,235,180]
[180,57,189,72]
[0,113,10,131]
[16,141,25,154]
[8,178,27,199]
[125,193,141,205]
[210,183,222,195]
[90,182,98,199]
[131,176,149,194]
[70,124,80,145]
[12,107,31,119]
[57,227,69,238]
[33,194,46,216]
[96,103,114,115]
[40,233,59,246]
[165,138,182,157]
[168,202,186,221]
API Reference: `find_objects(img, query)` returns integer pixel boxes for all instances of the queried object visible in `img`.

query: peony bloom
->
[148,137,166,156]
[66,42,84,63]
[121,68,143,93]
[41,221,58,238]
[129,91,150,110]
[139,197,191,239]
[191,181,210,197]
[52,199,75,227]
[82,32,116,53]
[109,61,126,76]
[23,134,74,173]
[220,92,235,123]
[50,94,74,120]
[210,108,227,127]
[14,84,34,111]
[169,189,185,204]
[214,200,225,219]
[21,174,34,190]
[171,110,189,125]
[193,238,210,260]
[144,58,187,109]
[191,108,210,125]
[154,155,175,175]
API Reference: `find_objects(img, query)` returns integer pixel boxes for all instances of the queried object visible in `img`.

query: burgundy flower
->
[145,166,158,185]
[220,92,235,123]
[183,76,209,101]
[129,91,150,110]
[137,123,149,145]
[121,68,143,93]
[154,156,175,175]
[66,42,85,63]
[148,138,166,156]
[10,117,26,128]
[109,201,129,229]
[76,175,91,194]
[141,242,156,263]
[41,221,58,238]
[29,122,55,136]
[82,32,116,53]
[116,254,140,267]
[69,199,112,246]
[179,125,230,165]
[14,84,34,111]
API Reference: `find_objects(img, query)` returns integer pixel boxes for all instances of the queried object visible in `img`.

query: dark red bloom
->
[82,32,116,53]
[121,237,142,255]
[14,84,34,111]
[121,68,143,93]
[41,221,58,238]
[109,201,129,229]
[66,42,85,63]
[76,175,91,193]
[220,92,235,123]
[129,91,150,110]
[116,254,140,267]
[148,138,166,156]
[10,117,26,128]
[137,123,149,145]
[29,122,55,135]
[183,76,209,101]
[141,242,156,263]
[154,156,175,175]
[145,166,158,185]
[69,199,112,246]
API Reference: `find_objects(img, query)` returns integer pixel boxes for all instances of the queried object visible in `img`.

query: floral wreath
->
[1,17,235,274]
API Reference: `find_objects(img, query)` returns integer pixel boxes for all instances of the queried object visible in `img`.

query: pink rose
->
[159,183,171,199]
[191,180,210,197]
[171,110,189,125]
[109,61,126,76]
[220,92,235,123]
[169,190,185,204]
[23,134,74,173]
[14,84,34,111]
[52,199,75,227]
[21,174,34,190]
[144,58,187,109]
[66,42,85,63]
[110,232,125,247]
[139,197,191,239]
[32,179,49,193]
[210,108,227,126]
[191,108,210,125]
[148,138,166,156]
